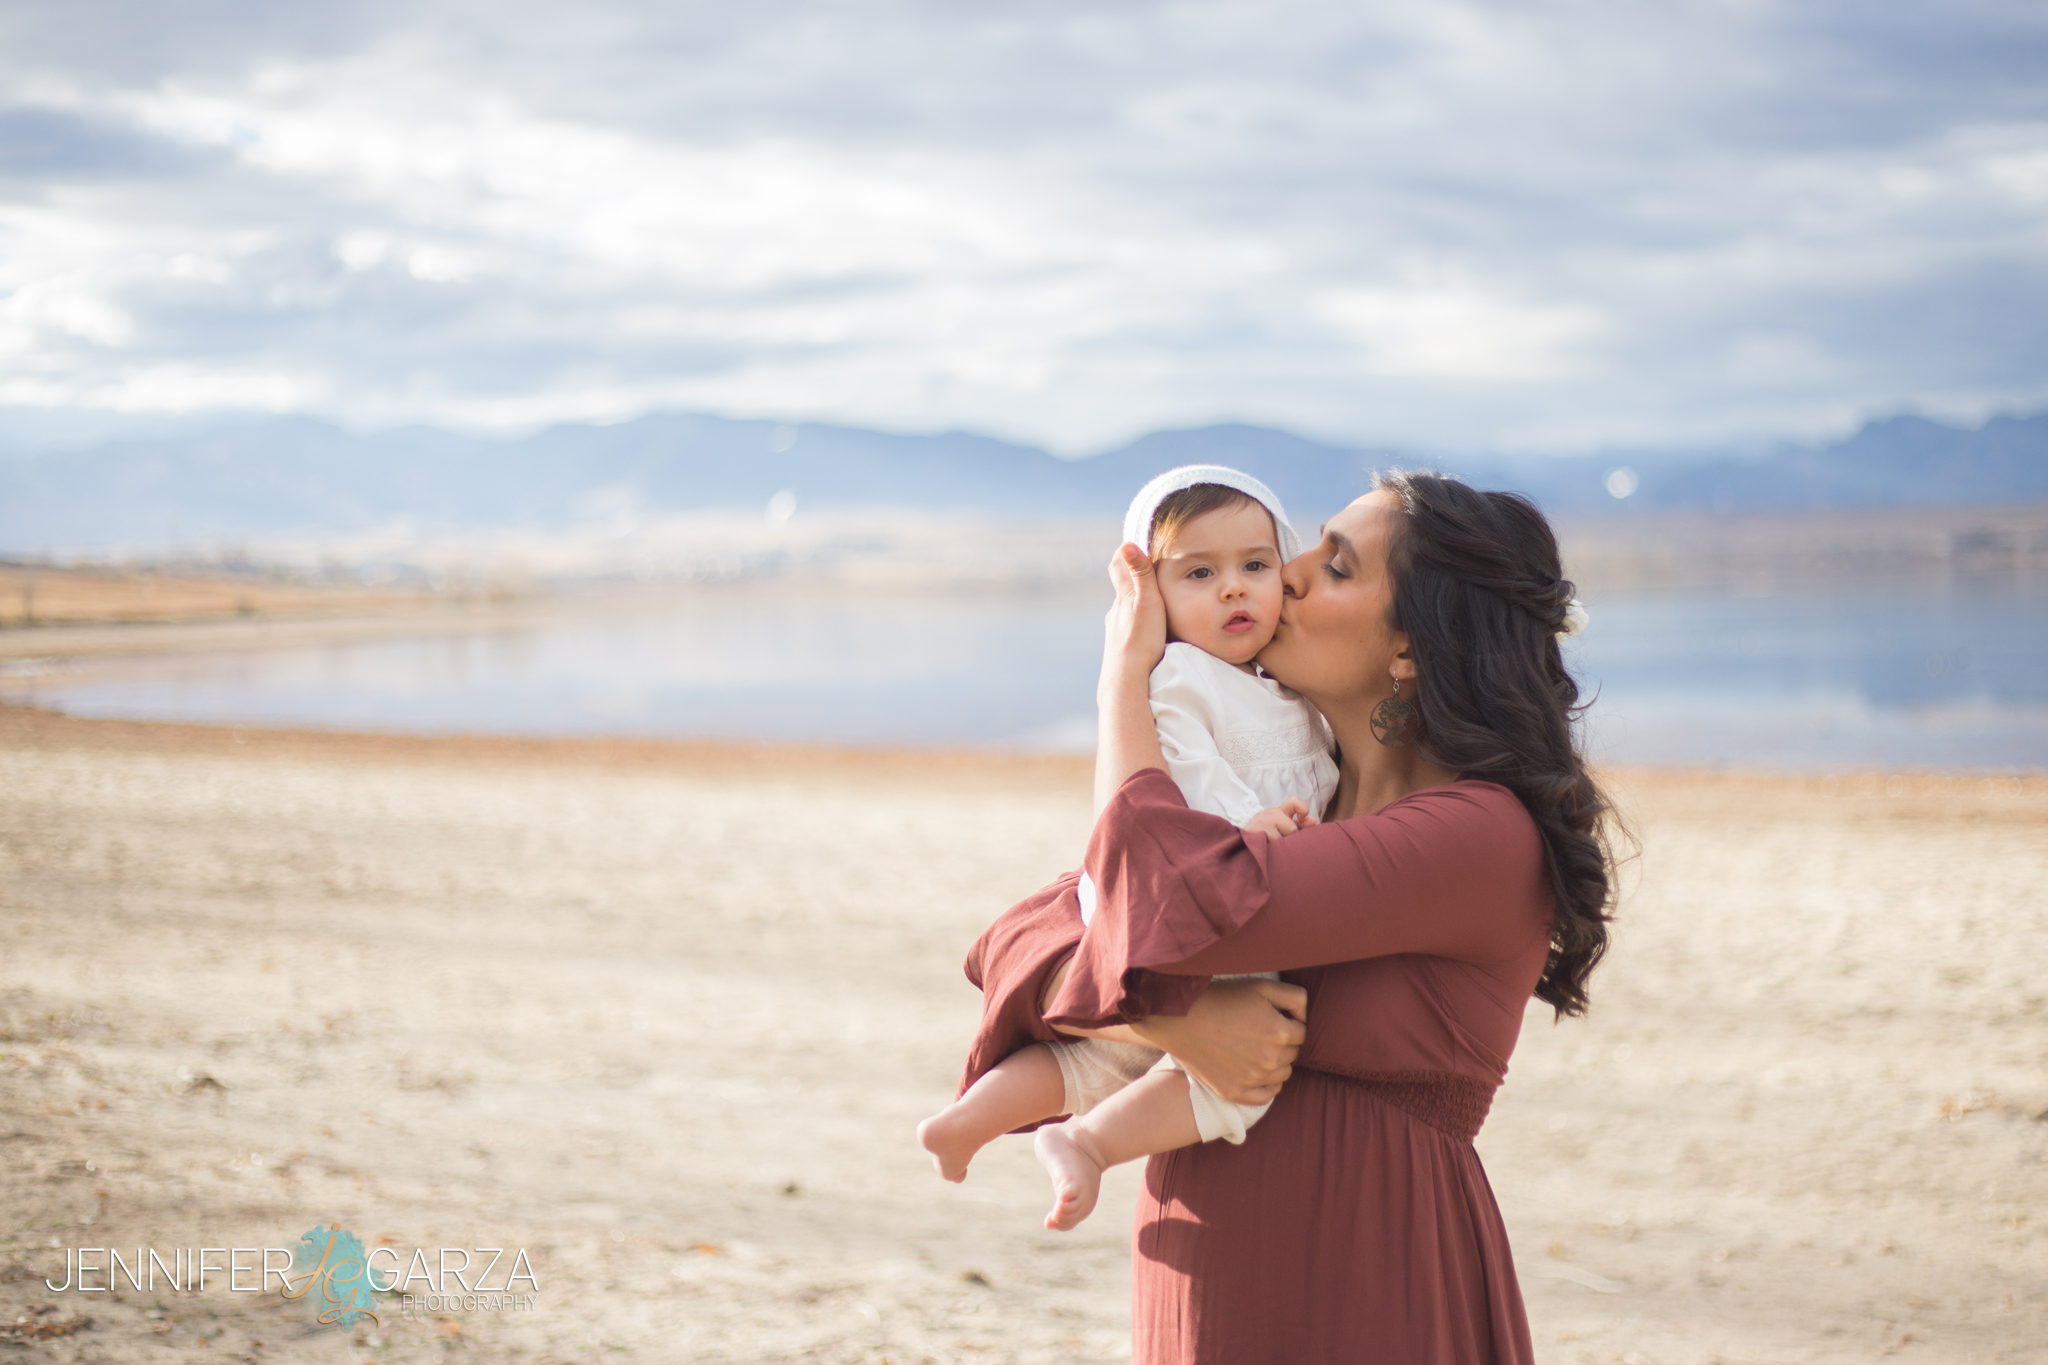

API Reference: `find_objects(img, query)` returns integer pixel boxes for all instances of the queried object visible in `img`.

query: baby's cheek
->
[1159,588,1207,644]
[1249,594,1286,649]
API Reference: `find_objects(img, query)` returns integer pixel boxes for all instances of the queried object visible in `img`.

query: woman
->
[956,472,1618,1363]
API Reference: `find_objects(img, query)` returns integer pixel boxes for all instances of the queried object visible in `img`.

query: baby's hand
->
[1245,798,1318,839]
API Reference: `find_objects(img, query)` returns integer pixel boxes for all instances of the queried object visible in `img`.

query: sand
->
[0,704,2043,1364]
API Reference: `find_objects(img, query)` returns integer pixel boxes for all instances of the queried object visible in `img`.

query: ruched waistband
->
[1309,1067,1497,1142]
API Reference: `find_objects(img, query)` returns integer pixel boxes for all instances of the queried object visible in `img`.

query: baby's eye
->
[1186,566,1212,579]
[1243,559,1269,573]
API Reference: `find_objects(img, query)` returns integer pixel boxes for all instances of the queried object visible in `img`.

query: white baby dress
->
[1078,642,1339,926]
[1060,641,1339,1144]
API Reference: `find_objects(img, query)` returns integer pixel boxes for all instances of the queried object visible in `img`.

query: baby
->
[917,465,1340,1230]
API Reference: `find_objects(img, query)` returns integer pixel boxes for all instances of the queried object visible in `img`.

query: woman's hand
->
[1102,542,1168,692]
[1094,544,1172,813]
[1130,978,1308,1106]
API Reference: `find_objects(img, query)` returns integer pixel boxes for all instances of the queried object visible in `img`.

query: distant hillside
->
[1,409,2043,556]
[1580,415,2048,513]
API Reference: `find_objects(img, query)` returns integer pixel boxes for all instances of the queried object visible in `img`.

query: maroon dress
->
[961,768,1552,1364]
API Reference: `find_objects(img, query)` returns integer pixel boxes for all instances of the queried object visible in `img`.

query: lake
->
[5,583,2046,771]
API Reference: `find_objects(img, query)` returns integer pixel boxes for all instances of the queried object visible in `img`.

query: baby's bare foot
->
[916,1109,981,1183]
[1033,1123,1105,1231]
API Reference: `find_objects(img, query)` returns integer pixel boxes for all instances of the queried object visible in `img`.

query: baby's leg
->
[1034,1069,1202,1231]
[917,1043,1067,1182]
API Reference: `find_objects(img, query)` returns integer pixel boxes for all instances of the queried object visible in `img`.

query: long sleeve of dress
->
[1045,767,1551,1032]
[954,871,1085,1112]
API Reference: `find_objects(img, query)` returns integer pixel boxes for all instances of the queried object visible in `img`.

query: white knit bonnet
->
[1120,464,1301,562]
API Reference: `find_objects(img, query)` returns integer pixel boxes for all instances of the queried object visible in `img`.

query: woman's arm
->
[1045,960,1309,1106]
[1093,543,1170,815]
[1168,780,1547,975]
[1044,771,1549,1032]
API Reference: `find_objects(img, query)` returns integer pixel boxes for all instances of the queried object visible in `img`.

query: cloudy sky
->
[1,0,2045,454]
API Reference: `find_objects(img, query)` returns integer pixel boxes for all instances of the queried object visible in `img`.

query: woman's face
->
[1256,489,1411,706]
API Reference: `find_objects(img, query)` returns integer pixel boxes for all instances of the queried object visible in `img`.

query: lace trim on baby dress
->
[1216,720,1327,768]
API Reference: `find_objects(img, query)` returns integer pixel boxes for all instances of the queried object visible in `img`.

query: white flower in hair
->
[1558,598,1590,639]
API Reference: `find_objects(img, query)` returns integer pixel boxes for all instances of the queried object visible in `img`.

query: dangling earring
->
[1370,675,1419,747]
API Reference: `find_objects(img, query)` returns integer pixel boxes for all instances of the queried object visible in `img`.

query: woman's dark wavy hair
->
[1378,469,1619,1017]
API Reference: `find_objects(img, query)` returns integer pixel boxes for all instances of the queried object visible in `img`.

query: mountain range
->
[2,409,2044,557]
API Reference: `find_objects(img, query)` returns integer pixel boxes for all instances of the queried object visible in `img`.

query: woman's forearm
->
[1126,980,1307,1104]
[1093,661,1166,815]
[1041,958,1151,1043]
[1093,543,1171,815]
[1041,958,1306,1104]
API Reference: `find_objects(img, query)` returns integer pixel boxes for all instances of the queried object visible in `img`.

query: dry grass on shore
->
[0,705,2043,1364]
[0,564,440,629]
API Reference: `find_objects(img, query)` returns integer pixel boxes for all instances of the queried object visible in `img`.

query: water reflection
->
[1565,590,2048,769]
[3,589,1110,750]
[6,583,2045,770]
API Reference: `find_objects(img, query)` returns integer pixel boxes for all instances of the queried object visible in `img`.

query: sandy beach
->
[1,704,2044,1363]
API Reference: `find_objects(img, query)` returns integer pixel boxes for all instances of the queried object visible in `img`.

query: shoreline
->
[5,701,2043,804]
[0,596,560,661]
[0,700,1098,787]
[0,575,1114,664]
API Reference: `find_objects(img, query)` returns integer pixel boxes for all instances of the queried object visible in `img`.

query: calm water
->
[7,584,2046,770]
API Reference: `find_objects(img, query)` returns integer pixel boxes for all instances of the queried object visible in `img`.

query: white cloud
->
[334,232,391,270]
[1320,281,1607,382]
[0,276,134,348]
[1974,129,2048,204]
[0,1,2042,452]
[404,245,474,283]
[0,361,331,414]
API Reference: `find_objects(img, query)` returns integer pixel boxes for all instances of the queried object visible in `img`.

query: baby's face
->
[1153,500,1286,668]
